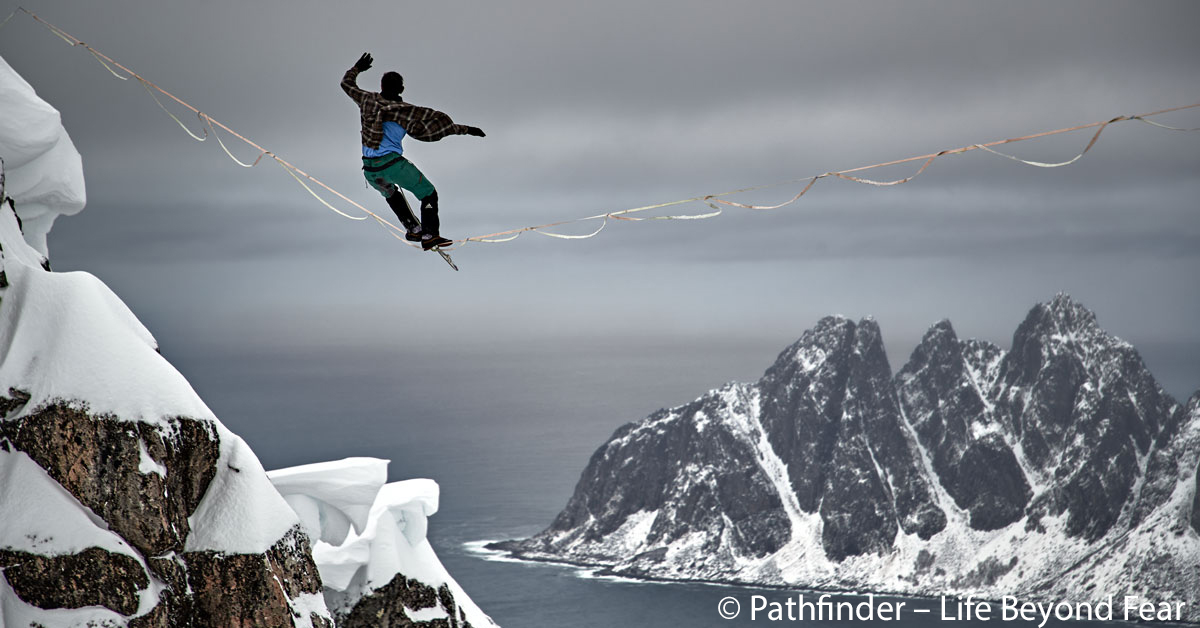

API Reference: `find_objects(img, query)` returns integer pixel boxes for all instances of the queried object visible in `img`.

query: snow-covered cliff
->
[0,53,494,628]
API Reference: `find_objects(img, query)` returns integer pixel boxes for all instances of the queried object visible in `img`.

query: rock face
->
[897,321,1030,531]
[0,546,148,616]
[176,529,327,628]
[995,296,1176,542]
[758,318,945,561]
[341,578,476,628]
[541,385,792,567]
[0,401,333,628]
[495,295,1200,618]
[1,404,221,558]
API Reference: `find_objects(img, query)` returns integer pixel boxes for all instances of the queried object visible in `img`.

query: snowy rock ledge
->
[269,458,498,628]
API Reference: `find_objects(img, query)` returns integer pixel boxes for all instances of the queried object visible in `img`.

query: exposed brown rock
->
[341,574,473,628]
[0,546,148,616]
[0,387,30,418]
[0,402,220,557]
[129,555,194,628]
[184,527,325,628]
[128,588,191,628]
[1,402,334,626]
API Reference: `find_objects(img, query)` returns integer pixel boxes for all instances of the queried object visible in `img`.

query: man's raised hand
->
[355,53,373,71]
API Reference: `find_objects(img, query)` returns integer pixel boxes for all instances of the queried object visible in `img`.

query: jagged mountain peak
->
[925,318,957,338]
[1043,292,1099,324]
[1011,293,1110,357]
[998,295,1175,477]
[904,320,962,373]
[852,316,885,350]
[764,315,887,380]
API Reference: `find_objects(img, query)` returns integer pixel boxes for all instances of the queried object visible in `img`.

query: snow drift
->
[0,54,84,257]
[269,458,497,627]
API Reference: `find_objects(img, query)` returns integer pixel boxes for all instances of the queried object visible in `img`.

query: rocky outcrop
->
[509,316,948,568]
[0,546,147,616]
[341,578,474,628]
[183,528,329,628]
[760,317,945,561]
[0,400,333,627]
[496,295,1199,619]
[0,403,220,558]
[994,295,1176,542]
[538,385,791,564]
[897,321,1030,531]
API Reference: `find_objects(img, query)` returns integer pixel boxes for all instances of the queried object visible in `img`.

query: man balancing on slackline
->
[341,52,485,251]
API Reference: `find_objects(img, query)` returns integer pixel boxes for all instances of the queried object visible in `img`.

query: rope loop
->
[1131,116,1200,132]
[137,78,207,141]
[203,115,268,168]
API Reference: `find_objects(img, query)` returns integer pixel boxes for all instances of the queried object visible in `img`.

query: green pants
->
[362,154,436,200]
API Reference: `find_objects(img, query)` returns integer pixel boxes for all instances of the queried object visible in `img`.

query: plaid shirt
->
[342,67,472,149]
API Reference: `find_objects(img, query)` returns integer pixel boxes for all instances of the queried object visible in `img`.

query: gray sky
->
[2,0,1198,431]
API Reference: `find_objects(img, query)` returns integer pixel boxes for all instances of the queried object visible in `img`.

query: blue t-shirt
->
[362,121,407,158]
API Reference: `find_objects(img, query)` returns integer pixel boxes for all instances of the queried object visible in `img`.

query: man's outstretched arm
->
[340,52,373,104]
[380,99,485,142]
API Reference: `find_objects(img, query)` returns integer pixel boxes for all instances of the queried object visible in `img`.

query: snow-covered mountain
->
[494,297,1200,620]
[0,54,495,628]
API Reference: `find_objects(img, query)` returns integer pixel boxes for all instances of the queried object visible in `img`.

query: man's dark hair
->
[381,72,404,98]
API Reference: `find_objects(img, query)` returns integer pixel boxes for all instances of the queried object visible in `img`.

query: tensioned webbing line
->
[4,8,1198,252]
[457,102,1200,245]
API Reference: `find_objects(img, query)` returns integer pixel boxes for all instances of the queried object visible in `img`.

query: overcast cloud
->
[1,0,1197,436]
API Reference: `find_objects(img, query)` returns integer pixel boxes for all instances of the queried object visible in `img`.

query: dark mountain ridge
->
[493,295,1199,619]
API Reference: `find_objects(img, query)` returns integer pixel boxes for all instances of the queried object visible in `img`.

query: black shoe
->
[421,234,453,251]
[405,229,424,243]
